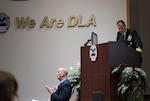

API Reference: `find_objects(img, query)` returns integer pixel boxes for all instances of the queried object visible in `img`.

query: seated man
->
[46,67,72,101]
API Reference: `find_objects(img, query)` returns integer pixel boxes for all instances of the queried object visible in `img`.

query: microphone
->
[84,39,91,46]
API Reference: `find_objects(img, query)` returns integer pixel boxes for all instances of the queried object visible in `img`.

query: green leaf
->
[122,67,133,74]
[135,67,147,77]
[111,66,119,74]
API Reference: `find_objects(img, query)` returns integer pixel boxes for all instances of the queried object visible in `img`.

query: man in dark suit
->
[46,68,72,101]
[116,20,143,65]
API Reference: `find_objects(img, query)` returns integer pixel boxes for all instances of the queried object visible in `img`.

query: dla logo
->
[89,45,97,62]
[0,12,10,33]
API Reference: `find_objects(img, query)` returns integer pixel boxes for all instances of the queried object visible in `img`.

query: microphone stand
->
[84,39,91,46]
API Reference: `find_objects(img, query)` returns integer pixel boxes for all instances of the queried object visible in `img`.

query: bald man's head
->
[56,68,68,81]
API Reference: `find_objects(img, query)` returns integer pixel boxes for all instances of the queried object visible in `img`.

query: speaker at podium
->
[81,41,141,101]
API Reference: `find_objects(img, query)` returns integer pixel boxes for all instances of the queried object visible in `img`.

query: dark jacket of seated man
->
[51,79,72,101]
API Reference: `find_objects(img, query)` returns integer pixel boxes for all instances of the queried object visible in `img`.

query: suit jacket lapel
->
[55,81,65,93]
[125,29,130,40]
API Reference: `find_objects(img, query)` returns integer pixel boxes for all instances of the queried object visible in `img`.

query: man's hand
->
[45,85,58,94]
[136,47,142,52]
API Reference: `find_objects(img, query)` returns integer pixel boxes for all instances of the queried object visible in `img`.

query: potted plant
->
[111,64,147,101]
[68,66,81,101]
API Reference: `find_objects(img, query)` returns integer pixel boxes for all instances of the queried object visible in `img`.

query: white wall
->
[0,0,127,101]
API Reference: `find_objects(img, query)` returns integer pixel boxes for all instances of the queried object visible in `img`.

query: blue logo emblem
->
[89,45,97,62]
[0,12,10,33]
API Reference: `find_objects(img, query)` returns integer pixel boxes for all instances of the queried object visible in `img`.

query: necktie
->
[122,34,125,40]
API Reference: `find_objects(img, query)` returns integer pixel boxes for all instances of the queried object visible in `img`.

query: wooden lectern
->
[80,41,141,101]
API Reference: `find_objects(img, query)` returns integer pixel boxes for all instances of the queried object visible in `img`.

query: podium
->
[80,41,141,101]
